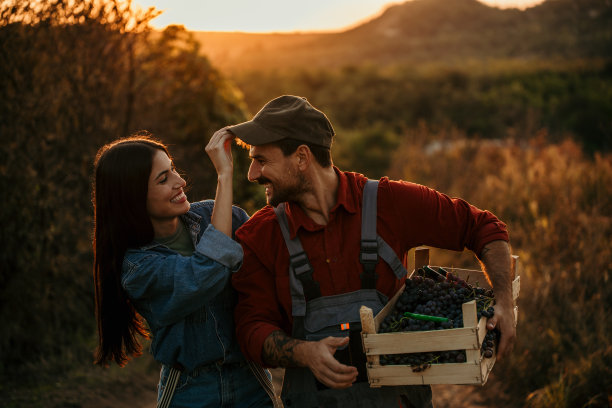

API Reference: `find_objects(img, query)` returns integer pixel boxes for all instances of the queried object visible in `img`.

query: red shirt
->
[233,168,508,365]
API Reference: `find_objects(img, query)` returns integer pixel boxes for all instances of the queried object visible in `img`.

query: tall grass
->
[389,128,612,407]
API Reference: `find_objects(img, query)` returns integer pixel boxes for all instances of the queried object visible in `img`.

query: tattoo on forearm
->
[263,330,303,367]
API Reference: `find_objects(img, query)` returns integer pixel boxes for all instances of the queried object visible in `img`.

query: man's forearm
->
[262,330,307,367]
[263,331,358,388]
[479,239,513,305]
[478,239,517,359]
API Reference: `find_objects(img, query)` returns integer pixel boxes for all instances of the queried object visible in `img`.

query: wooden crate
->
[360,247,520,386]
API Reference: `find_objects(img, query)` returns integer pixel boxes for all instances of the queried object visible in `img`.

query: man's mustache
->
[256,177,271,185]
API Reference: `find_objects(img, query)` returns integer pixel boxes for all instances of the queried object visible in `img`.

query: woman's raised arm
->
[205,127,235,237]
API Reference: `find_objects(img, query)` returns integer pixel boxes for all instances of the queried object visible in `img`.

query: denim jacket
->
[121,200,249,372]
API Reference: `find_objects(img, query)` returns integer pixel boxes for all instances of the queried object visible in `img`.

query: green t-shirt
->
[155,219,195,256]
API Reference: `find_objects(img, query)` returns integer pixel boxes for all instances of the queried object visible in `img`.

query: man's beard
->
[258,171,309,207]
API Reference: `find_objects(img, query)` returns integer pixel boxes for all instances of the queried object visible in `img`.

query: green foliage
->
[232,61,612,160]
[333,124,401,179]
[388,130,612,407]
[0,0,252,381]
[0,0,154,378]
[129,24,258,209]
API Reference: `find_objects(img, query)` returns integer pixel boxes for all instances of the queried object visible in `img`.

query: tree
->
[0,0,252,378]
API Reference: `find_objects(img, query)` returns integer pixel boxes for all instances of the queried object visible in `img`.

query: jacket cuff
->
[195,224,243,271]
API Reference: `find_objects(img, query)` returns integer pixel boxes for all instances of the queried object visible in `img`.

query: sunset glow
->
[134,0,546,33]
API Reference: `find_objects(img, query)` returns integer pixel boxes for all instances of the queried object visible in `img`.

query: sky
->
[133,0,546,33]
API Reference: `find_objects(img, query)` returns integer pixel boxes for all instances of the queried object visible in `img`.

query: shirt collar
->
[139,209,201,250]
[284,166,358,238]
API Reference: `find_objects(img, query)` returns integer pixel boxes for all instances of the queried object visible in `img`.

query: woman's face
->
[147,149,190,224]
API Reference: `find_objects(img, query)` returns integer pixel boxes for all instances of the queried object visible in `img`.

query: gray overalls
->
[274,180,433,408]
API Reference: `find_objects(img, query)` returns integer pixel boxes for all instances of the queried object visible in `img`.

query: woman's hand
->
[206,127,235,237]
[205,127,235,178]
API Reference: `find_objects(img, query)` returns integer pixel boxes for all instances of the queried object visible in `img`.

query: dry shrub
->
[389,127,612,407]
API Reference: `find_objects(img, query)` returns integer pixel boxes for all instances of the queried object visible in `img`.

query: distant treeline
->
[232,60,612,173]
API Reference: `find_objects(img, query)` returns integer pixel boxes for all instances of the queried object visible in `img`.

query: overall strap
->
[360,180,379,288]
[274,203,320,318]
[362,180,408,281]
[377,236,408,279]
[157,366,181,408]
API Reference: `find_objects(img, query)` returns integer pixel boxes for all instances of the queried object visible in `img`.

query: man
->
[228,95,516,408]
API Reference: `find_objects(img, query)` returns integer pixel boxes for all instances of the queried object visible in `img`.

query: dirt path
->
[267,369,486,408]
[4,357,487,408]
[2,355,159,408]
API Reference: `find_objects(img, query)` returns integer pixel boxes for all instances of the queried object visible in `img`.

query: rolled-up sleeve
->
[122,230,243,328]
[382,179,509,257]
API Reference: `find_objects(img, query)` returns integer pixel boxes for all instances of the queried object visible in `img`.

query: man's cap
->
[228,95,334,148]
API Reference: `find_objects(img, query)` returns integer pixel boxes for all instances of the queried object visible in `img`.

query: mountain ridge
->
[192,0,611,72]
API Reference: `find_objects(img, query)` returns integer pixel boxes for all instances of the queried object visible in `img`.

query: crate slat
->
[363,327,479,354]
[462,301,480,364]
[368,363,484,386]
[512,275,521,301]
[480,353,496,384]
[359,305,379,366]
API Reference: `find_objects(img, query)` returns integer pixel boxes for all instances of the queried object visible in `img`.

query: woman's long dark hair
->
[92,133,170,366]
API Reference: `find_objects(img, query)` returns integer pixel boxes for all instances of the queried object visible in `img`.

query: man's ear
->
[295,145,311,170]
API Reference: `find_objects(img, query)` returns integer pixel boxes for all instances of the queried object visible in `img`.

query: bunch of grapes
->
[481,329,499,358]
[378,266,499,370]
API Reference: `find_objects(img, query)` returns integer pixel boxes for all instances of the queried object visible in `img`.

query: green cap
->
[229,95,334,148]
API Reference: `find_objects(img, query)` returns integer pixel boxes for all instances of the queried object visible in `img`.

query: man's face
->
[248,144,308,207]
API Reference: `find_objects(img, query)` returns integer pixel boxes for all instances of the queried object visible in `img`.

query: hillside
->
[193,0,612,73]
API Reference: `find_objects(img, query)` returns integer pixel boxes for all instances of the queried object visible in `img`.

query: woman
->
[92,129,274,407]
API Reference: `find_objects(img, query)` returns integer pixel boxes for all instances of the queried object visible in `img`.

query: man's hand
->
[262,331,358,389]
[486,299,516,360]
[300,337,358,388]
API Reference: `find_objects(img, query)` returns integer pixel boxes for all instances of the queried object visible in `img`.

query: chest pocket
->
[302,289,386,338]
